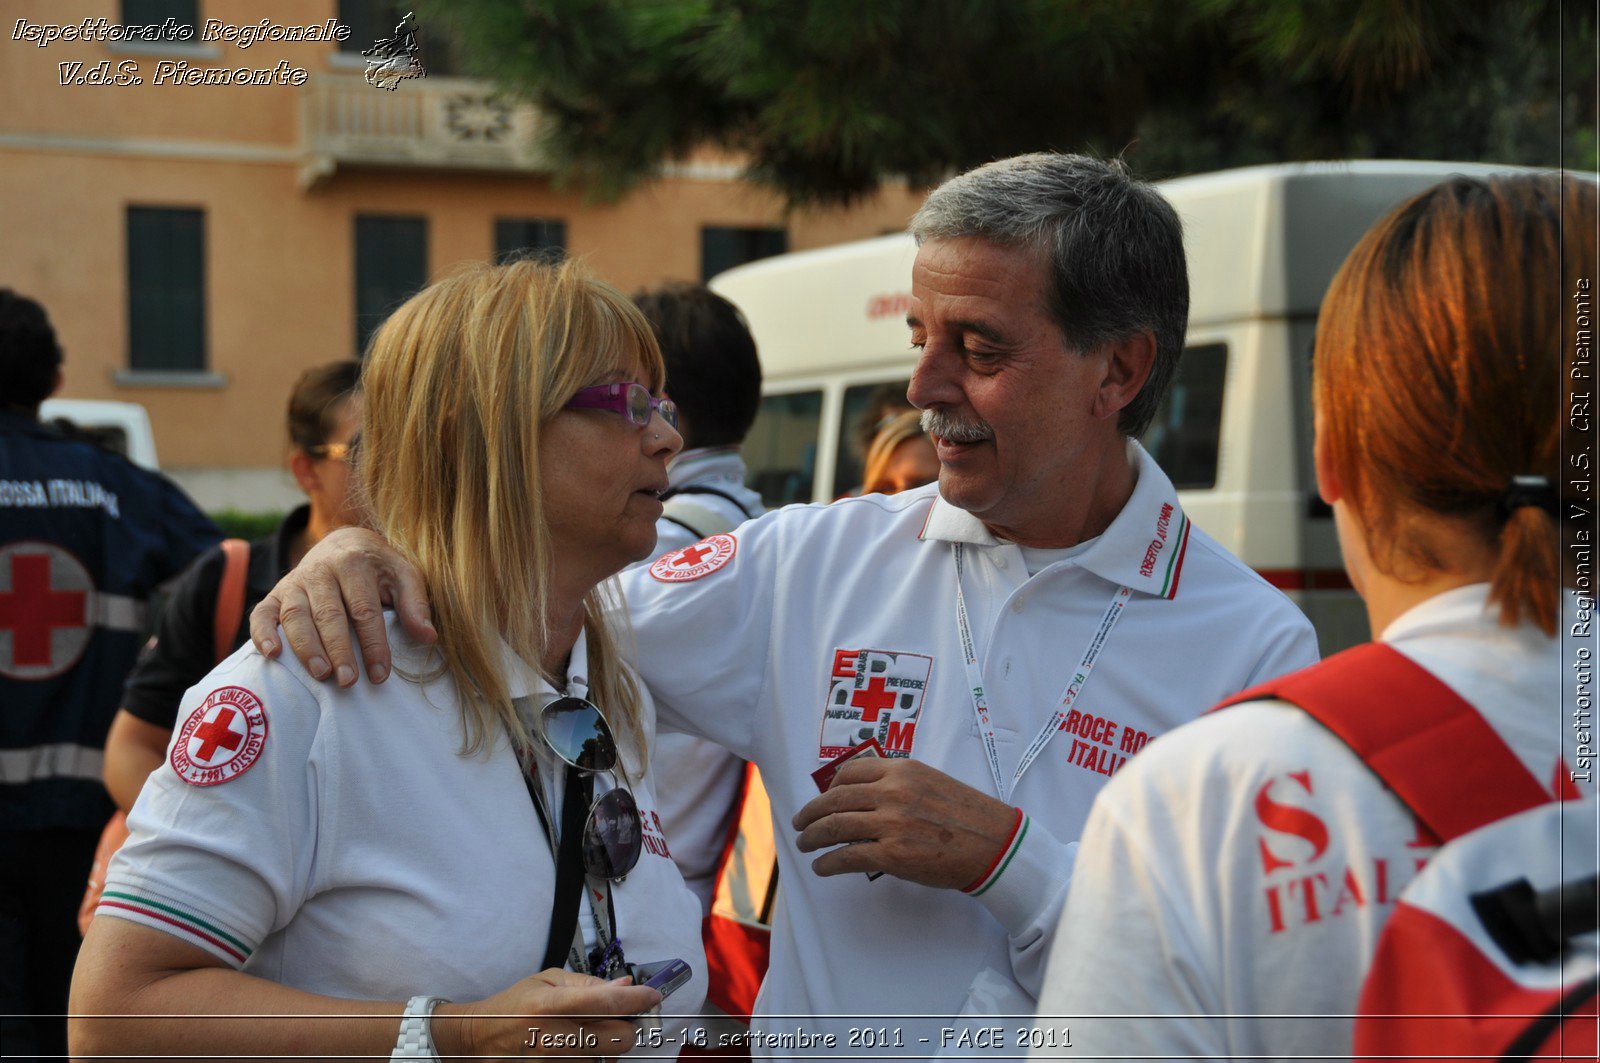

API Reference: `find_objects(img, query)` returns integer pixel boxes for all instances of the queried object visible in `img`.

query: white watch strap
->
[391,994,448,1061]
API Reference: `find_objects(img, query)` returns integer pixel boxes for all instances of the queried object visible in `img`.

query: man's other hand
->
[248,526,434,686]
[792,758,1019,890]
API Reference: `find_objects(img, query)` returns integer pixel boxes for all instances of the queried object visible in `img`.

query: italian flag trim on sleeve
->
[98,889,253,965]
[962,808,1028,896]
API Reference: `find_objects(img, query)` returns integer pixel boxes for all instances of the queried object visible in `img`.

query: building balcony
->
[300,72,549,186]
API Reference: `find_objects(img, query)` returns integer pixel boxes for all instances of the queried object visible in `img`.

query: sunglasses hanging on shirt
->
[538,695,644,881]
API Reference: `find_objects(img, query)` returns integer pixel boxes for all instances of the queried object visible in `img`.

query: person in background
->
[634,283,765,557]
[841,381,916,496]
[1031,173,1595,1058]
[101,361,363,813]
[0,290,219,1063]
[853,381,916,464]
[861,410,939,496]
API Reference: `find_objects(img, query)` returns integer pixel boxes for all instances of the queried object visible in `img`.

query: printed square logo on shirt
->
[819,648,932,759]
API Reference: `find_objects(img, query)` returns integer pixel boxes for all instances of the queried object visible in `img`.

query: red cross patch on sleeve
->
[170,686,269,786]
[649,534,737,583]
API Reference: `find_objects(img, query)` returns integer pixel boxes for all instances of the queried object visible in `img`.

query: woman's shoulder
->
[1101,699,1387,833]
[193,612,443,732]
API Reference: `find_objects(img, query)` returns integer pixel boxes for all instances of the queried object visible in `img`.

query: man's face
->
[906,236,1118,544]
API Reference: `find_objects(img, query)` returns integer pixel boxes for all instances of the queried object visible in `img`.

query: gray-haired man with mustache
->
[251,153,1318,1053]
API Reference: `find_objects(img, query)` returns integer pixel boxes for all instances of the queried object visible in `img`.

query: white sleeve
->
[620,511,786,761]
[960,812,1078,1000]
[1244,609,1322,687]
[1031,777,1226,1058]
[98,648,326,968]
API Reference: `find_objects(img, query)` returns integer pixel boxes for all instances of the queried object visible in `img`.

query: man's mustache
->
[920,408,994,445]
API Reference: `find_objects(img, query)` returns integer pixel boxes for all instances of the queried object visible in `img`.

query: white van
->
[37,398,161,470]
[710,160,1545,654]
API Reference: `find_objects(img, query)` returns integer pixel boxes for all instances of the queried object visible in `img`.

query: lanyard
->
[952,542,1132,802]
[515,668,626,978]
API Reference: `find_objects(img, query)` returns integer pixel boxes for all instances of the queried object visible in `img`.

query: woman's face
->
[302,397,364,530]
[542,371,683,579]
[873,434,941,495]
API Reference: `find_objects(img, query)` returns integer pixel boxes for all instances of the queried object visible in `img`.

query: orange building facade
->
[1,0,925,510]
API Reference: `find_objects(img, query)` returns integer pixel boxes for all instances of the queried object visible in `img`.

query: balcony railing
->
[301,72,548,184]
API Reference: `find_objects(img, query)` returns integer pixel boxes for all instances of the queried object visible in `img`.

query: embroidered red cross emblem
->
[0,552,87,667]
[851,676,898,723]
[675,544,712,567]
[193,707,243,761]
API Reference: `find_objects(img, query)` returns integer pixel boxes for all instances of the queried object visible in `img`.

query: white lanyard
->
[953,542,1132,802]
[569,873,622,978]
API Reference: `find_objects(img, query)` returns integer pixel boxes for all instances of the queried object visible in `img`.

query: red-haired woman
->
[1032,173,1596,1058]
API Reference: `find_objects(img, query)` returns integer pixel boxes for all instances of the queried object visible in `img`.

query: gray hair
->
[909,153,1189,438]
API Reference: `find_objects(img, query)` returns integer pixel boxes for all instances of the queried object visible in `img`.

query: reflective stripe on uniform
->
[92,592,148,633]
[0,742,104,784]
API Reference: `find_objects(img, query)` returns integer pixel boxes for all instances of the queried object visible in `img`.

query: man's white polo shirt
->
[622,440,1318,1049]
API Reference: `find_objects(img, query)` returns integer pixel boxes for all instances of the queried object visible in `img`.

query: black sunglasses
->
[539,696,643,880]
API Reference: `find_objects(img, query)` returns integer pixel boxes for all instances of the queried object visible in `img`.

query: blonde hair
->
[360,258,664,757]
[1316,174,1596,636]
[862,410,929,495]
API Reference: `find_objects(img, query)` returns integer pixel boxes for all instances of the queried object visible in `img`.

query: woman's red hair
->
[1314,174,1596,636]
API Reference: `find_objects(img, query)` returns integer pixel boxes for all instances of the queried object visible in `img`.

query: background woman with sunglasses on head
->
[71,260,702,1060]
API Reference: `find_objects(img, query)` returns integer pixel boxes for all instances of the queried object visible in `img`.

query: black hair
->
[287,360,361,452]
[0,289,64,413]
[631,283,762,449]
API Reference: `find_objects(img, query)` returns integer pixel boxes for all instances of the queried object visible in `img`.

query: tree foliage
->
[422,0,1596,208]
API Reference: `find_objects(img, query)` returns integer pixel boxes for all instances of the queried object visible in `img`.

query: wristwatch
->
[391,995,449,1061]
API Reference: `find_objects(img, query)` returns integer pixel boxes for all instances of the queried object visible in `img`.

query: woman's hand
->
[249,526,435,686]
[436,969,662,1060]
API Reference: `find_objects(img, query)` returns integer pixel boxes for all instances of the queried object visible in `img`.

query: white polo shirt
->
[100,618,708,1029]
[622,440,1318,1052]
[1032,585,1593,1060]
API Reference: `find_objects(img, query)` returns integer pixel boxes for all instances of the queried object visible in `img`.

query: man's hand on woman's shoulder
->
[249,525,435,687]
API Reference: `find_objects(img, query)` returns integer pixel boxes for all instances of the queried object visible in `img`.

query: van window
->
[1140,342,1227,490]
[834,381,912,497]
[744,389,823,507]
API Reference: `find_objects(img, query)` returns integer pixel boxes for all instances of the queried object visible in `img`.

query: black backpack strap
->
[661,514,710,540]
[1501,974,1599,1062]
[659,483,762,520]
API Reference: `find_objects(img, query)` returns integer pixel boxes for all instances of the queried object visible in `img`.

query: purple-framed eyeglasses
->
[564,382,678,429]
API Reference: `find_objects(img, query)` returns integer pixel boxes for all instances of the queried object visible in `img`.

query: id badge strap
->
[953,544,1008,799]
[952,544,1132,802]
[567,872,624,979]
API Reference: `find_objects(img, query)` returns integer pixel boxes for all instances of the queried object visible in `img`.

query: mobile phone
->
[635,958,692,1001]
